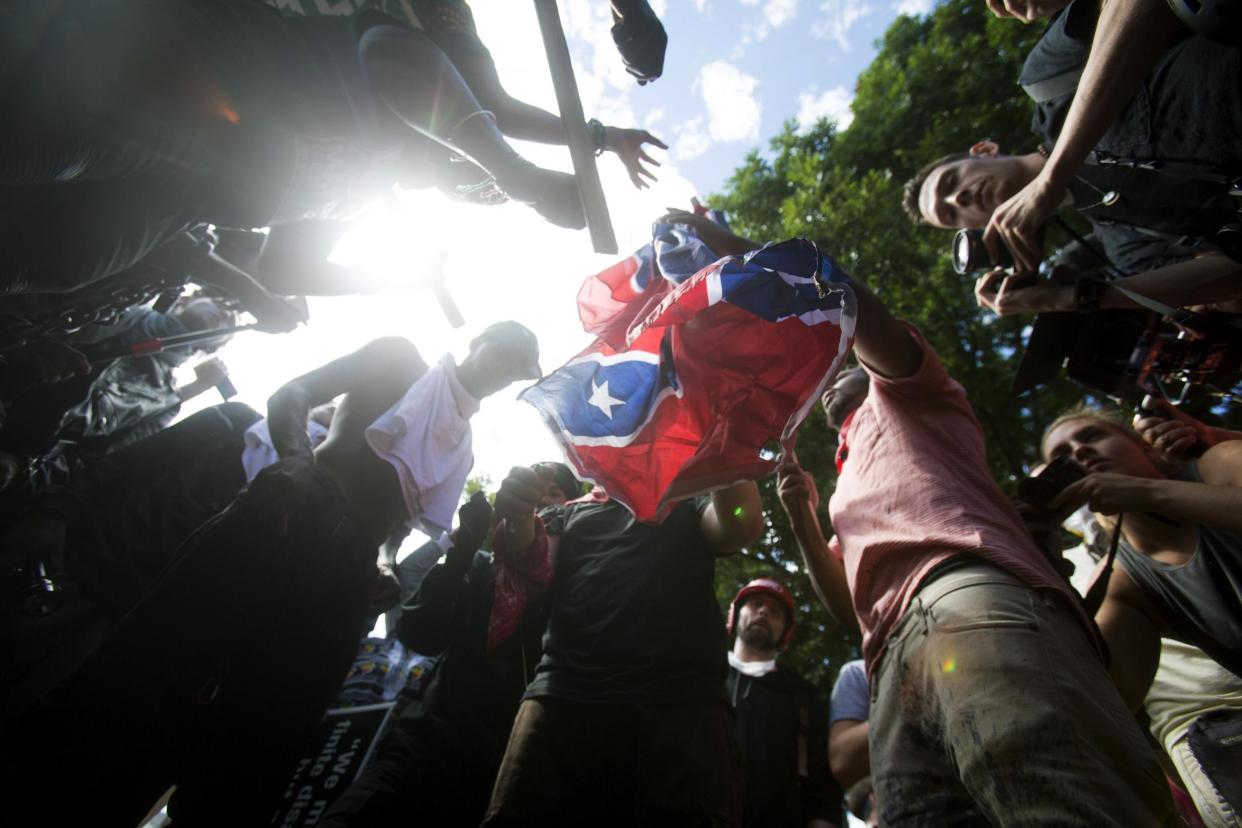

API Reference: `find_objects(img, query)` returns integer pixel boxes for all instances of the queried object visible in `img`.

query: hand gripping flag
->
[521,228,857,522]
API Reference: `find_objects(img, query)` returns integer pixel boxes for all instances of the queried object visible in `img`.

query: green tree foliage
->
[712,0,1086,690]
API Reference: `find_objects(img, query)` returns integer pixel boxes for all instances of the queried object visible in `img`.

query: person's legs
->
[358,25,584,230]
[483,698,636,827]
[1170,728,1241,827]
[635,699,743,827]
[870,605,988,827]
[880,562,1173,827]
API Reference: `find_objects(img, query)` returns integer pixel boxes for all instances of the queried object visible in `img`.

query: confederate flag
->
[521,221,857,522]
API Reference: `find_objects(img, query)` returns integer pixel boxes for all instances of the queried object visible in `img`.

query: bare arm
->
[451,44,666,188]
[1040,0,1180,199]
[1095,565,1163,711]
[848,275,923,381]
[1052,442,1242,534]
[701,480,764,555]
[266,336,426,459]
[828,719,870,788]
[976,254,1242,317]
[776,457,858,632]
[448,45,565,144]
[984,0,1182,271]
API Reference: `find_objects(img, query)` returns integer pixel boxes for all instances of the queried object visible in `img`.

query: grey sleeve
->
[829,659,870,724]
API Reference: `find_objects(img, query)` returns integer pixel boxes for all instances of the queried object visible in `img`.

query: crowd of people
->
[2,0,1241,826]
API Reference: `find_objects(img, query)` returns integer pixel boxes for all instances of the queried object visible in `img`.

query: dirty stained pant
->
[869,560,1174,827]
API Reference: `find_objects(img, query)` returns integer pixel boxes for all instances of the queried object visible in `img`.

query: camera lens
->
[953,230,974,275]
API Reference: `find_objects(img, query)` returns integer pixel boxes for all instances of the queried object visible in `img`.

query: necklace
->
[1036,145,1120,211]
[1073,174,1121,212]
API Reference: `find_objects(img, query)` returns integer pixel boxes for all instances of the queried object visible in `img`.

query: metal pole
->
[533,0,620,255]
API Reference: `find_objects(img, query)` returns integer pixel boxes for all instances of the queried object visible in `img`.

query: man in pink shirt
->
[776,271,1171,824]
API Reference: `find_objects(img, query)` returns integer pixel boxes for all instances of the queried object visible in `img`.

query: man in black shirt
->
[726,578,840,828]
[318,462,580,828]
[481,468,763,826]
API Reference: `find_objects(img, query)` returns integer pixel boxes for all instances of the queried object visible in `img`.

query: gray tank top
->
[1116,465,1242,678]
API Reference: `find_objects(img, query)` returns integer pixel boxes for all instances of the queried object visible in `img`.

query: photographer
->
[1040,407,1242,700]
[1039,406,1242,820]
[903,0,1242,277]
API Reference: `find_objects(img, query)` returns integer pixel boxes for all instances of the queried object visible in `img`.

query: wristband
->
[587,118,607,156]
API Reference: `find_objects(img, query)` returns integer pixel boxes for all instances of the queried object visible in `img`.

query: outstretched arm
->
[1095,565,1163,711]
[984,0,1182,272]
[444,37,665,188]
[777,456,858,632]
[1050,441,1242,535]
[266,337,427,459]
[848,274,923,380]
[829,719,871,788]
[974,255,1242,318]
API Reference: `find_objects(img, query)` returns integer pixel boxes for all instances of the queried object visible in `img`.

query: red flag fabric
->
[522,233,856,522]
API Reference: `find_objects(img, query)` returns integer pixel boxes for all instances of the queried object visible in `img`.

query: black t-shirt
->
[525,498,730,705]
[728,666,840,828]
[1021,0,1242,271]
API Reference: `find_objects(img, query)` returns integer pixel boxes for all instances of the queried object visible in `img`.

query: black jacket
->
[727,664,840,827]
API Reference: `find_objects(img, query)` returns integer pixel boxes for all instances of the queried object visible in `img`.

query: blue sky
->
[599,0,934,195]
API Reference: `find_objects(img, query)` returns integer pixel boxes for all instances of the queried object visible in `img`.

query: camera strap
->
[1022,66,1083,104]
[1053,217,1242,334]
[1086,151,1242,192]
[1082,514,1123,617]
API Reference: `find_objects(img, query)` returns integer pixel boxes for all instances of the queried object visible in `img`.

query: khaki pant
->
[870,561,1173,827]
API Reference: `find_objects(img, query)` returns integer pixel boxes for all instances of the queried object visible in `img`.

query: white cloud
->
[698,60,762,143]
[673,116,713,160]
[893,0,933,14]
[694,0,710,10]
[763,0,799,28]
[796,84,854,131]
[811,0,874,50]
[741,0,799,42]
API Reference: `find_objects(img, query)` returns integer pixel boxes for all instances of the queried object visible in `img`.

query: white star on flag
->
[588,379,624,419]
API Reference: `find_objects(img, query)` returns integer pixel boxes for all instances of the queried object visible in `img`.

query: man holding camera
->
[903,0,1242,308]
[774,266,1171,823]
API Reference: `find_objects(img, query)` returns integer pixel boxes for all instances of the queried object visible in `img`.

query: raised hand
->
[973,268,1072,317]
[984,0,1072,22]
[982,172,1064,275]
[604,127,667,189]
[1133,399,1214,462]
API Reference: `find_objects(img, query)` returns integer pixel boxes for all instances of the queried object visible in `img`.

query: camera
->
[1014,304,1242,407]
[952,229,1014,275]
[1018,455,1085,511]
